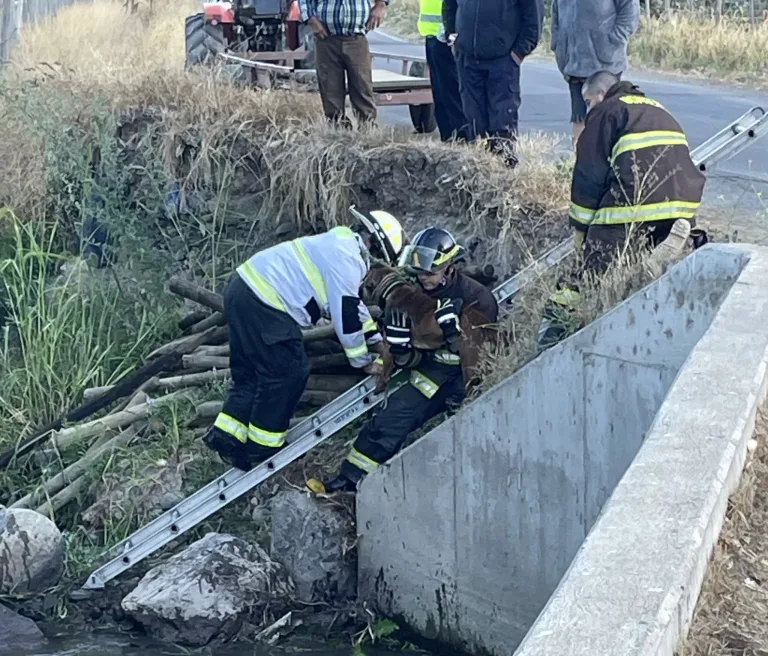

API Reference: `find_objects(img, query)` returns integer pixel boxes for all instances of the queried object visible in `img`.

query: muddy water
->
[37,630,407,656]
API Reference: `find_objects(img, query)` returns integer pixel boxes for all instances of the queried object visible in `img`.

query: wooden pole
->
[0,326,220,469]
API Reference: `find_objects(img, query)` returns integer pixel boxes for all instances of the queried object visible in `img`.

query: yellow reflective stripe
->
[592,200,700,225]
[363,318,377,333]
[549,288,582,308]
[611,130,688,163]
[332,226,356,240]
[374,355,384,365]
[433,244,460,267]
[410,370,439,398]
[569,203,597,226]
[434,349,461,365]
[238,262,286,312]
[346,447,380,473]
[214,413,248,444]
[619,96,665,109]
[345,343,369,359]
[291,240,328,306]
[248,424,287,448]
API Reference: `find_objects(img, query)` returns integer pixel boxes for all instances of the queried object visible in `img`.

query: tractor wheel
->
[185,13,226,68]
[295,23,316,70]
[407,61,437,134]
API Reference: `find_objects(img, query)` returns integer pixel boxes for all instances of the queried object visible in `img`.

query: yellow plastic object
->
[305,478,327,495]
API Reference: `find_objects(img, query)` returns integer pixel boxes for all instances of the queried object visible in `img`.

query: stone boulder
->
[0,604,47,654]
[0,507,64,594]
[122,533,293,645]
[270,490,357,603]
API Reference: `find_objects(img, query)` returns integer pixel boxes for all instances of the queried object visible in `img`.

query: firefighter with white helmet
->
[204,207,406,472]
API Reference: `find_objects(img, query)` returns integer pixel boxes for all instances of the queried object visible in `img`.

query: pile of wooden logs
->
[3,275,377,514]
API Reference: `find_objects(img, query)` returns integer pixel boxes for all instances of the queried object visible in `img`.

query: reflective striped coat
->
[569,82,706,233]
[237,226,380,369]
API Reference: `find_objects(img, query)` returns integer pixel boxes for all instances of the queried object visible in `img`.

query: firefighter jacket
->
[396,271,498,399]
[418,0,442,36]
[237,226,380,369]
[569,81,706,233]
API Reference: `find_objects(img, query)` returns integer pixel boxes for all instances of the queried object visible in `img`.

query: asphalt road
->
[368,31,768,221]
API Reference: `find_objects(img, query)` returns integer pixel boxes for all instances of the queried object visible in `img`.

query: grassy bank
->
[383,5,768,86]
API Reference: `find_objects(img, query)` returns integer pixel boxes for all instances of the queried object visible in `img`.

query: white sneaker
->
[647,218,691,268]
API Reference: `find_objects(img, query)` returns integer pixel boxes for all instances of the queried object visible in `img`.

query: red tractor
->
[184,0,313,69]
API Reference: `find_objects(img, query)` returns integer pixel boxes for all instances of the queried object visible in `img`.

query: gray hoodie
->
[550,0,639,79]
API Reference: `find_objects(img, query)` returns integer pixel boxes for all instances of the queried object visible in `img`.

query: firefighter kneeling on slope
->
[204,207,406,472]
[321,227,499,493]
[539,70,706,348]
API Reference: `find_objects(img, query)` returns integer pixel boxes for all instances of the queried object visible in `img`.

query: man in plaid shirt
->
[299,0,388,126]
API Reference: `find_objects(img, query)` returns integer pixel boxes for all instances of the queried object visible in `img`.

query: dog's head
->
[361,263,404,307]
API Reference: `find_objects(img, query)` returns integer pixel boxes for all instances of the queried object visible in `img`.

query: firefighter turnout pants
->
[205,275,310,471]
[341,362,465,483]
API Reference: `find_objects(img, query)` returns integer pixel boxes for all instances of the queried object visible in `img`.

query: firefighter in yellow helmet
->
[204,207,406,472]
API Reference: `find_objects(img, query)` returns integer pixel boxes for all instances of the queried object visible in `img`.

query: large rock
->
[0,604,47,654]
[270,490,356,603]
[122,533,293,645]
[0,507,64,594]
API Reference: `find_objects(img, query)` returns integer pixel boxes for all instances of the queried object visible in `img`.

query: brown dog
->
[362,263,497,391]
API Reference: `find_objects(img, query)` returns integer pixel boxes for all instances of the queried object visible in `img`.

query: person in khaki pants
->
[299,0,388,126]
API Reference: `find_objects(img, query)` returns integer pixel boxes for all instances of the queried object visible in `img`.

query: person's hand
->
[384,308,412,356]
[435,298,462,342]
[511,51,523,66]
[364,360,385,376]
[573,230,585,250]
[448,33,457,54]
[308,16,328,38]
[366,0,387,31]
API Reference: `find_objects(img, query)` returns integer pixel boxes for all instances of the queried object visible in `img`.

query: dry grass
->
[680,405,768,656]
[630,15,768,85]
[0,0,571,283]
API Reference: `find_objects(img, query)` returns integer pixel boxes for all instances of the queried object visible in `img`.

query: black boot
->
[203,427,253,472]
[322,474,358,493]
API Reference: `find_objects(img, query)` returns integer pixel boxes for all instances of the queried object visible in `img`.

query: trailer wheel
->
[185,13,226,68]
[407,61,437,134]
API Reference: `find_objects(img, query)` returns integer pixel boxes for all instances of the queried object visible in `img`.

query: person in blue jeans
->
[443,0,543,167]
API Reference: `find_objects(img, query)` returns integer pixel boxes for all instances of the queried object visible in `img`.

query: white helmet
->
[349,205,405,266]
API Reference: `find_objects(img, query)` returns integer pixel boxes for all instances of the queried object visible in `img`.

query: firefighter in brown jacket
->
[538,71,706,348]
[569,70,706,273]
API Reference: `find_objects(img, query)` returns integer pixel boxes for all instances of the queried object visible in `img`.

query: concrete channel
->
[356,243,768,656]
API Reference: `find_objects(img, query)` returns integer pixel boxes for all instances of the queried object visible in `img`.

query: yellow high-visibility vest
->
[417,0,442,37]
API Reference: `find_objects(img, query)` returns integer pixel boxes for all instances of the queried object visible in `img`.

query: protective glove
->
[384,308,412,356]
[573,230,585,250]
[435,298,462,343]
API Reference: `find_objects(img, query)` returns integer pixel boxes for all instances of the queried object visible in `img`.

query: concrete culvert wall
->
[356,244,756,656]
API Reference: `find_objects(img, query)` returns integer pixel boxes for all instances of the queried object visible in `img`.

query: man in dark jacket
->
[319,227,498,493]
[537,71,705,349]
[569,71,705,273]
[443,0,543,166]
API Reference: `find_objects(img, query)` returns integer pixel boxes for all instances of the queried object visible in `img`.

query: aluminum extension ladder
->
[83,106,767,590]
[82,238,573,590]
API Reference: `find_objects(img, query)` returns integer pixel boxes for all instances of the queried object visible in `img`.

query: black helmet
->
[398,227,466,273]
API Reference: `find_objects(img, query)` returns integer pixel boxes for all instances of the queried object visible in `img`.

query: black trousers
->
[341,364,465,482]
[425,36,468,142]
[205,275,310,471]
[456,51,521,164]
[584,220,677,275]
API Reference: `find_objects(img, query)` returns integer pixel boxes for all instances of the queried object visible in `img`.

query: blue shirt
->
[299,0,388,36]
